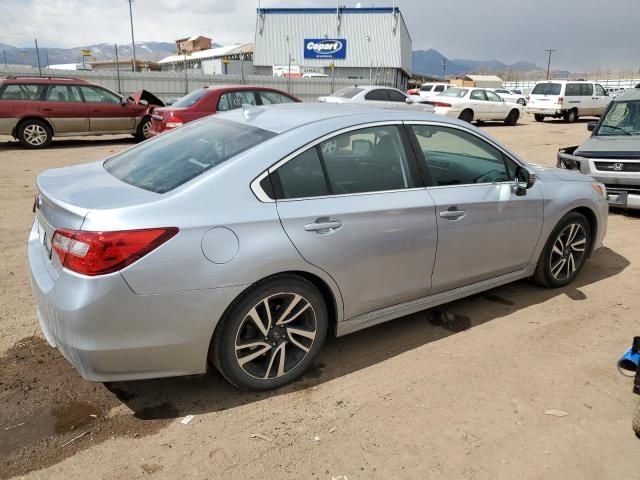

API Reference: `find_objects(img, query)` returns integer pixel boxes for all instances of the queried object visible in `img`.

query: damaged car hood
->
[129,90,165,107]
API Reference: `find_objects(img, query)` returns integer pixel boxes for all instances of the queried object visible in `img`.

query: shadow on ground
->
[0,246,629,478]
[0,136,136,152]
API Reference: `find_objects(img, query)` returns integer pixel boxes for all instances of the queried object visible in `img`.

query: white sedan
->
[493,88,527,105]
[427,87,524,125]
[319,86,434,112]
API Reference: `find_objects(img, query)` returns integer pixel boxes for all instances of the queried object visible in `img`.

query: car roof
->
[216,102,460,134]
[0,76,90,85]
[195,84,293,93]
[613,88,640,102]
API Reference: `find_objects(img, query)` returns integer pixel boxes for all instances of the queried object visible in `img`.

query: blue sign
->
[304,39,346,59]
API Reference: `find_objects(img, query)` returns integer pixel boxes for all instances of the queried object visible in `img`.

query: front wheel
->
[135,116,152,141]
[533,212,592,288]
[534,114,545,122]
[504,109,519,126]
[211,275,328,391]
[17,119,52,149]
[564,109,578,123]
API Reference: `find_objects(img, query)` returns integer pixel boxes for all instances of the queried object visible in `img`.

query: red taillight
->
[557,97,564,104]
[433,101,452,108]
[51,227,178,276]
[165,112,183,129]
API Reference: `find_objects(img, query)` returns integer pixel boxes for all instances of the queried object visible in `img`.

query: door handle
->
[42,108,53,112]
[439,208,466,220]
[304,218,342,233]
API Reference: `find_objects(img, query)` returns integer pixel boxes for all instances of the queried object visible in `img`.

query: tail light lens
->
[433,101,452,108]
[558,97,564,104]
[165,112,184,129]
[51,227,178,276]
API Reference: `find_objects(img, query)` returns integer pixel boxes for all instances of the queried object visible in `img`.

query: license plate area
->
[36,214,55,260]
[607,190,628,206]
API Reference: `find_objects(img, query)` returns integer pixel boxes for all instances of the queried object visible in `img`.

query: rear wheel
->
[135,116,152,141]
[458,109,474,123]
[633,398,640,438]
[533,212,592,288]
[517,98,526,106]
[534,114,545,122]
[17,119,52,149]
[211,275,328,391]
[564,109,578,123]
[505,109,519,126]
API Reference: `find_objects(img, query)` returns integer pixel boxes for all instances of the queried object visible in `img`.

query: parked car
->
[0,76,164,148]
[318,86,434,111]
[557,88,640,209]
[527,80,611,123]
[29,103,608,390]
[426,87,523,125]
[492,88,527,105]
[149,85,299,136]
[416,82,454,99]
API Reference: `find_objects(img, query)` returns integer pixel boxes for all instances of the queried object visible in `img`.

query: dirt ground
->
[1,117,639,480]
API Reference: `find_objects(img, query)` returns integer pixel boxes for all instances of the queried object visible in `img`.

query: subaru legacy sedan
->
[29,103,607,390]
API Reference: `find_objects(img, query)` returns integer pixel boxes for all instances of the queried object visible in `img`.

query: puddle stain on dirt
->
[0,337,173,479]
[427,310,472,333]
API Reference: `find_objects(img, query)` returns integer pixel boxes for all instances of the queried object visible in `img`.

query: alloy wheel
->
[549,223,587,281]
[142,120,152,138]
[234,292,317,380]
[23,124,48,146]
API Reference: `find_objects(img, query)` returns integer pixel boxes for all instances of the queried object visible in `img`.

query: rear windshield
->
[531,83,562,95]
[171,88,211,107]
[330,87,363,99]
[104,118,276,193]
[441,88,468,98]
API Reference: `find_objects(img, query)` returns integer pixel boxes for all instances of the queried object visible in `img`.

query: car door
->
[484,90,508,119]
[78,85,135,132]
[40,84,89,133]
[593,84,610,116]
[406,123,544,293]
[363,89,392,106]
[272,123,437,320]
[469,89,491,120]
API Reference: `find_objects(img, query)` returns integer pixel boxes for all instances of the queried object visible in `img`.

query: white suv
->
[418,83,454,99]
[527,80,611,122]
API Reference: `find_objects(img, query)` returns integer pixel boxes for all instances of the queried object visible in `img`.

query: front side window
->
[0,84,44,101]
[581,84,594,96]
[79,86,121,104]
[410,125,514,186]
[387,90,407,102]
[595,84,607,96]
[274,125,417,198]
[105,118,276,193]
[485,91,502,102]
[45,85,83,102]
[259,90,296,105]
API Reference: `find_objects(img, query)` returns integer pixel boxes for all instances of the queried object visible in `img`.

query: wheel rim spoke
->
[287,327,315,353]
[246,306,269,337]
[549,223,587,281]
[551,258,566,277]
[275,294,308,325]
[236,342,271,367]
[570,238,586,252]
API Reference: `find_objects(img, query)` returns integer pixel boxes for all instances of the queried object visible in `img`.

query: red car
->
[150,85,300,135]
[0,76,164,148]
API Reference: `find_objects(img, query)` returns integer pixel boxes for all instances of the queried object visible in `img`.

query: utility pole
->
[2,50,7,68]
[115,43,122,94]
[545,49,556,80]
[34,38,42,77]
[127,0,137,72]
[45,49,50,68]
[442,57,446,80]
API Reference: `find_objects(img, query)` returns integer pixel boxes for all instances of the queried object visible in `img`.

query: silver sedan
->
[28,103,608,390]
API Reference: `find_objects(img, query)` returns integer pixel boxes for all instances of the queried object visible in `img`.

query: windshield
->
[441,88,468,98]
[596,100,640,136]
[330,87,363,99]
[104,118,276,193]
[171,88,211,107]
[531,83,562,95]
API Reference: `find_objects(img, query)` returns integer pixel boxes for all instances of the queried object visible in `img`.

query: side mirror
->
[587,121,597,132]
[405,97,414,104]
[514,166,536,196]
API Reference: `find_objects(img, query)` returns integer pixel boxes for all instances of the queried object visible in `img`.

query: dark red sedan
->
[149,85,300,135]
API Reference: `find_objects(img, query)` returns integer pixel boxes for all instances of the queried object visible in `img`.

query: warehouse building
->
[253,6,412,88]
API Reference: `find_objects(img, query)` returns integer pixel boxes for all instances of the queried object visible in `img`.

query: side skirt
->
[336,265,536,337]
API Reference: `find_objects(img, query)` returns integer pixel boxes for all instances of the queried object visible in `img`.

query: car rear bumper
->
[527,106,564,116]
[28,220,246,382]
[433,107,462,118]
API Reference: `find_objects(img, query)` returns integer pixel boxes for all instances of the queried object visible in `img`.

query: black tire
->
[564,109,578,123]
[135,116,152,141]
[458,109,474,123]
[534,114,545,122]
[517,98,526,106]
[633,397,640,439]
[17,119,52,149]
[210,275,328,391]
[504,109,519,126]
[533,212,592,288]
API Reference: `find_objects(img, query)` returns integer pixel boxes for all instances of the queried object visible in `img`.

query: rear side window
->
[531,83,562,95]
[364,89,390,101]
[275,148,329,199]
[105,118,276,193]
[331,87,363,99]
[581,84,593,96]
[259,90,297,105]
[595,84,606,96]
[387,90,407,102]
[0,84,45,100]
[217,91,257,112]
[45,85,83,102]
[171,88,210,108]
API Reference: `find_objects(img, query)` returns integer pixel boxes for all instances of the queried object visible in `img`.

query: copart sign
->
[304,39,347,59]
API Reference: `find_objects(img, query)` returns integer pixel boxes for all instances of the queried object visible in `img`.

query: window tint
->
[531,83,562,95]
[259,90,296,105]
[217,91,257,111]
[319,125,416,194]
[470,90,487,101]
[410,125,514,186]
[565,84,581,96]
[387,90,407,102]
[45,85,82,102]
[330,87,363,99]
[276,147,329,199]
[442,88,469,98]
[105,118,276,194]
[364,89,389,101]
[79,86,121,104]
[485,91,502,102]
[0,84,44,101]
[420,85,434,92]
[595,84,606,96]
[581,83,593,96]
[172,88,210,107]
[434,85,445,92]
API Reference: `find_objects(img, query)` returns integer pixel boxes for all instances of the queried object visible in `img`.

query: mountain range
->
[412,48,541,77]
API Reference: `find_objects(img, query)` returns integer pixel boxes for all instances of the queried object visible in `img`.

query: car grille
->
[594,161,640,172]
[604,184,640,195]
